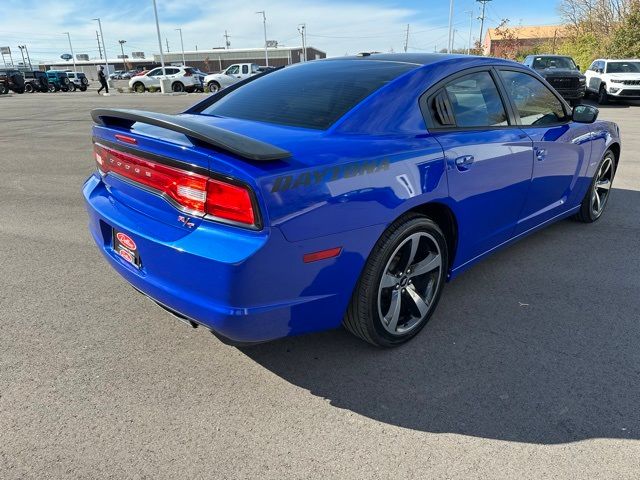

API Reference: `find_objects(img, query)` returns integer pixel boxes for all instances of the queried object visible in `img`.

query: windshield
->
[532,57,577,70]
[200,60,415,130]
[606,61,640,73]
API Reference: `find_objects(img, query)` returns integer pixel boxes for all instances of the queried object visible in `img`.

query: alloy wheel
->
[377,232,442,335]
[591,156,613,217]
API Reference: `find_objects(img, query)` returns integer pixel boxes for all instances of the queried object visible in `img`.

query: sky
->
[0,0,562,63]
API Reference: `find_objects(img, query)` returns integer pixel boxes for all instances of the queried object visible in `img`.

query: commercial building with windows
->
[39,46,326,79]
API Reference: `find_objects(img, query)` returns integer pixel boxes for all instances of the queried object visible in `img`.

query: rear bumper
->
[83,174,374,342]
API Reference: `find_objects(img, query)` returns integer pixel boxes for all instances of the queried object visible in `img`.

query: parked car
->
[0,68,26,94]
[84,54,620,347]
[23,70,49,93]
[204,63,260,93]
[128,66,203,93]
[45,70,72,92]
[584,58,640,104]
[109,70,125,80]
[65,71,90,91]
[523,54,586,105]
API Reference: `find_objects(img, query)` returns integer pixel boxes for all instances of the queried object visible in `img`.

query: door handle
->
[454,155,474,171]
[535,147,547,161]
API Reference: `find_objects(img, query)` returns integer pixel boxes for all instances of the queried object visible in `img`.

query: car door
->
[146,68,163,87]
[496,68,593,234]
[220,65,240,87]
[425,68,534,265]
[586,61,603,92]
[240,64,251,79]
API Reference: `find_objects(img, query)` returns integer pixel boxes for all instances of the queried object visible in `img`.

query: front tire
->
[208,81,220,94]
[344,214,448,347]
[574,150,616,223]
[24,83,34,93]
[133,82,145,93]
[68,83,76,92]
[598,84,609,105]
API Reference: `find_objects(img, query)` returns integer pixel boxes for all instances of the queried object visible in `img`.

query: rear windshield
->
[199,60,416,130]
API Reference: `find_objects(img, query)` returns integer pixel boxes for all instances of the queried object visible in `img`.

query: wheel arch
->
[608,142,621,170]
[397,201,459,271]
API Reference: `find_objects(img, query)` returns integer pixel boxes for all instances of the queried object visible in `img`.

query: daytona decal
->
[271,159,390,193]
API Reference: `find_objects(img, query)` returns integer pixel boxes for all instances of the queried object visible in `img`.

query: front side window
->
[443,71,508,127]
[226,65,239,75]
[499,70,568,126]
[148,68,162,76]
[606,61,640,73]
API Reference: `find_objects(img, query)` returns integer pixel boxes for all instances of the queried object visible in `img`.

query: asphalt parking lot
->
[1,91,639,479]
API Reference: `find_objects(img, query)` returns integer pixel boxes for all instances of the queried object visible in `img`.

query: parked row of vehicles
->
[0,68,90,94]
[524,55,640,105]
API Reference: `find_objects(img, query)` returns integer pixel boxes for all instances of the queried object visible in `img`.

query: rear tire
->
[24,83,34,93]
[574,150,616,223]
[343,213,448,347]
[0,84,7,95]
[171,81,185,92]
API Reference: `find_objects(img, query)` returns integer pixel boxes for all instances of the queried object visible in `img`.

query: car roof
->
[329,52,472,66]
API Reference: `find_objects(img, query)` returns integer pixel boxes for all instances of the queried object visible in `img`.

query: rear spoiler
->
[91,108,291,161]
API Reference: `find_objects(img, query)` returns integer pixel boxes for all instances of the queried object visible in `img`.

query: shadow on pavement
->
[242,187,640,444]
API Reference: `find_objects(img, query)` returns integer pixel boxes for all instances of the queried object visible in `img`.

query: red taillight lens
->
[206,179,255,226]
[94,143,256,227]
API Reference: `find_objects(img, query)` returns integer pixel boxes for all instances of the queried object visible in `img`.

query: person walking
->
[97,66,109,95]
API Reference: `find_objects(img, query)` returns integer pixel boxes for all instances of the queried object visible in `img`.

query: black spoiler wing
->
[91,108,291,161]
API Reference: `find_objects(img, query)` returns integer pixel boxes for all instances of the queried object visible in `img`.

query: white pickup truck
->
[204,63,260,93]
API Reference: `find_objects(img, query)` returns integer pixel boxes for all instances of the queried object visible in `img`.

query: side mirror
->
[573,104,599,123]
[576,64,580,71]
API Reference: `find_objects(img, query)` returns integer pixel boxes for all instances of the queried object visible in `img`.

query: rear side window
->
[200,60,415,130]
[499,70,568,126]
[442,71,508,128]
[242,65,249,74]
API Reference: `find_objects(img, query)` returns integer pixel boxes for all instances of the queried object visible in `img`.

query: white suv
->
[129,66,203,93]
[584,59,640,104]
[204,63,260,93]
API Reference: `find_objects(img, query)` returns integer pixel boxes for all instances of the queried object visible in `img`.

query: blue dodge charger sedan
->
[84,53,620,347]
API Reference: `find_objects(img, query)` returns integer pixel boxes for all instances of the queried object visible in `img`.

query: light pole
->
[256,11,268,66]
[297,24,307,62]
[118,40,127,71]
[23,45,33,69]
[466,10,473,54]
[447,0,454,53]
[151,0,167,93]
[92,18,110,87]
[63,32,78,73]
[176,28,186,66]
[18,45,27,68]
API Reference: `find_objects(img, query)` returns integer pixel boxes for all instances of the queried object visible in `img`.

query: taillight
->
[94,143,257,227]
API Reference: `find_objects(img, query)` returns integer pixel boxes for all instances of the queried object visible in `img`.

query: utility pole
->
[477,0,492,55]
[224,30,231,49]
[447,0,454,53]
[176,28,185,66]
[93,18,110,87]
[151,0,167,93]
[165,37,170,53]
[63,32,78,72]
[452,29,457,53]
[96,31,103,59]
[118,39,127,70]
[256,11,268,66]
[466,10,473,54]
[297,24,307,62]
[404,24,410,53]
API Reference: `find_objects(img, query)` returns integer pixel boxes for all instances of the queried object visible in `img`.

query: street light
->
[92,18,110,88]
[151,0,167,93]
[63,32,78,73]
[447,0,454,53]
[118,40,127,70]
[17,45,29,69]
[256,11,268,67]
[176,28,186,66]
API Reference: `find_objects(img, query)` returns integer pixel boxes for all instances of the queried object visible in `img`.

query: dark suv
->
[523,55,586,105]
[23,70,49,93]
[0,68,26,94]
[45,70,72,92]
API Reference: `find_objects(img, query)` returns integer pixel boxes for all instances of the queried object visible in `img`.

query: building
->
[157,46,326,72]
[483,25,569,57]
[39,46,326,80]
